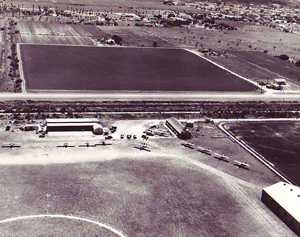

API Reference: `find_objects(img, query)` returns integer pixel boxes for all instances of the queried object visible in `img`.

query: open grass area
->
[224,120,300,185]
[0,147,294,237]
[19,44,258,92]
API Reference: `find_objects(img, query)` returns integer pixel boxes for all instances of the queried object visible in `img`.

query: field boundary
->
[16,43,27,94]
[216,120,292,184]
[0,214,127,237]
[185,49,265,93]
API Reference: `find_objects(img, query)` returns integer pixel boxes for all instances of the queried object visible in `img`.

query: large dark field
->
[20,44,258,92]
[225,121,300,185]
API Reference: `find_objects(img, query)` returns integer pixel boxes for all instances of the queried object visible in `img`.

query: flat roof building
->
[44,118,103,135]
[261,182,300,236]
[166,117,191,140]
[46,118,101,124]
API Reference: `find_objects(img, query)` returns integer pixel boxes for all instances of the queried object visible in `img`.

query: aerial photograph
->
[0,0,299,236]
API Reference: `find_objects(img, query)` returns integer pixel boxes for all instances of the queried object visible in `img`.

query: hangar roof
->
[46,118,101,124]
[47,122,100,127]
[166,117,185,134]
[263,182,300,222]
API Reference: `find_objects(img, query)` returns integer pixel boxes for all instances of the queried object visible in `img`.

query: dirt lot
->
[0,119,296,237]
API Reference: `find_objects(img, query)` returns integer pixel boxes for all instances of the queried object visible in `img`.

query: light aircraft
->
[1,143,21,149]
[95,141,112,146]
[181,143,194,149]
[56,143,75,148]
[78,142,96,148]
[213,153,230,162]
[233,160,250,169]
[134,143,151,152]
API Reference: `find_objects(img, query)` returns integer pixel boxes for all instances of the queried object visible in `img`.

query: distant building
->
[44,118,103,135]
[274,78,287,86]
[261,182,300,236]
[166,117,191,140]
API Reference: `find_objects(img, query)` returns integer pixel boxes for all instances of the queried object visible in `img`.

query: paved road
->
[1,91,300,101]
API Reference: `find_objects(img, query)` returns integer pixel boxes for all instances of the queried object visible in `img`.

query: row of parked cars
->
[120,134,137,140]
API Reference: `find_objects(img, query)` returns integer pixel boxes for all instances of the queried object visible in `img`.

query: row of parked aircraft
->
[1,141,113,149]
[181,142,250,169]
[57,141,112,148]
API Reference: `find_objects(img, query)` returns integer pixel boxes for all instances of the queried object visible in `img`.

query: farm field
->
[17,21,102,46]
[223,121,300,186]
[99,27,173,48]
[0,119,295,237]
[19,44,258,92]
[139,24,300,58]
[208,51,300,90]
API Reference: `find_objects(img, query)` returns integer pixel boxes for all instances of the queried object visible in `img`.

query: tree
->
[111,35,122,45]
[277,54,289,61]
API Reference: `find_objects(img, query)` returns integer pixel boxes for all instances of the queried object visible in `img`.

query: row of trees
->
[6,20,22,92]
[4,101,300,120]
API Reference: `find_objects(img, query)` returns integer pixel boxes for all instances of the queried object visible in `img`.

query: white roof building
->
[261,182,300,236]
[46,118,101,124]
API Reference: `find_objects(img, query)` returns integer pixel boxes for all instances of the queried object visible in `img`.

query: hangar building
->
[166,117,191,140]
[261,182,300,236]
[43,118,103,135]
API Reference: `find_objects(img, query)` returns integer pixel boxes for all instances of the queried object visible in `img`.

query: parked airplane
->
[213,153,230,162]
[197,147,212,155]
[56,143,75,148]
[95,141,112,146]
[134,143,151,152]
[1,143,21,149]
[78,142,96,148]
[233,160,250,169]
[181,143,194,149]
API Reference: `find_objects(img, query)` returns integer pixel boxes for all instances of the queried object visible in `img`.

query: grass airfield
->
[0,119,296,237]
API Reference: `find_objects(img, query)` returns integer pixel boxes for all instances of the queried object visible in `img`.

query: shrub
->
[277,54,289,61]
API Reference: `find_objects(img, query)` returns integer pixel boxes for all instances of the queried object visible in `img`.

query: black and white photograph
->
[0,0,299,236]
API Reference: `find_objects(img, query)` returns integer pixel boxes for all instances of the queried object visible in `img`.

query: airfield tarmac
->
[0,119,296,237]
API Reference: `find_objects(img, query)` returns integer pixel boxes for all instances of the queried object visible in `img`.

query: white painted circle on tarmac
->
[0,214,127,237]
